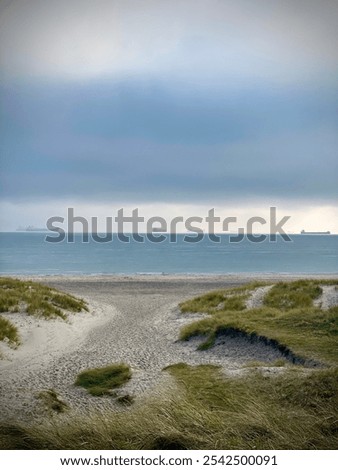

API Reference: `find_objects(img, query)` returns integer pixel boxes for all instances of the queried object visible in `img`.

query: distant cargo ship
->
[16,225,48,232]
[301,230,331,235]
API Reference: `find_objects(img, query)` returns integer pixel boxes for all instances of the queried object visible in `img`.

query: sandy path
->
[1,275,336,422]
[245,285,273,309]
[314,285,338,310]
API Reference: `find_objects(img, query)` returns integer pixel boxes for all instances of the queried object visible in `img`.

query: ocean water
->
[0,232,337,275]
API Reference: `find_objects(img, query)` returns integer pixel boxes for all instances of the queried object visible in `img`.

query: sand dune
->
[1,274,337,422]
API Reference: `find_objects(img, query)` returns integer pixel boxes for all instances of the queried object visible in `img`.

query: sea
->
[0,232,337,276]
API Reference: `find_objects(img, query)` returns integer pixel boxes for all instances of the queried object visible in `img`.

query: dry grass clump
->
[1,365,337,450]
[75,364,132,396]
[0,277,88,346]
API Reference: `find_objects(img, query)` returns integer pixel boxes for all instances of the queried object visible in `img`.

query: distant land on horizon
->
[13,227,335,235]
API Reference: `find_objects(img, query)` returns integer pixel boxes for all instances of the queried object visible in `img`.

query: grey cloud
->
[0,0,337,84]
[0,1,337,206]
[1,80,337,203]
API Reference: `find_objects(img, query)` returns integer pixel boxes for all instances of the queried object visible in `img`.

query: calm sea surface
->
[0,233,337,275]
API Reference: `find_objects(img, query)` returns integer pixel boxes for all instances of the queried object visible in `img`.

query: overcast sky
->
[0,0,337,231]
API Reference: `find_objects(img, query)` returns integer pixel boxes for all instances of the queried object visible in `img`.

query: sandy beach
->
[1,274,337,423]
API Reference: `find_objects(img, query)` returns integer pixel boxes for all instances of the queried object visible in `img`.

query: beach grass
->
[75,364,132,396]
[37,389,69,414]
[0,277,88,319]
[1,365,337,450]
[179,279,338,364]
[0,316,19,346]
[179,281,267,314]
[0,278,88,347]
[263,280,322,309]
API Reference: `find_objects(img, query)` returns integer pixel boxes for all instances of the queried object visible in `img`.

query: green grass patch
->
[179,279,338,364]
[179,306,338,363]
[179,282,269,315]
[75,364,132,396]
[0,316,19,346]
[243,359,288,368]
[263,280,323,310]
[0,277,88,320]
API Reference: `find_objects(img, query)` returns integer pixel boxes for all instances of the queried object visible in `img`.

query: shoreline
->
[3,272,338,282]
